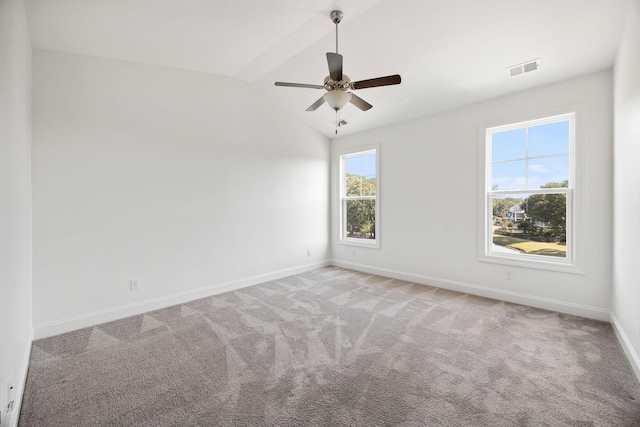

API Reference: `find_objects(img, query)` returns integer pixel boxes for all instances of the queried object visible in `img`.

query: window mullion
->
[344,196,376,201]
[525,127,529,190]
[491,188,571,196]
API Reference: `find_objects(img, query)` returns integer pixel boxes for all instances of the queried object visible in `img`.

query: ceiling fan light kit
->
[274,10,401,133]
[323,90,352,110]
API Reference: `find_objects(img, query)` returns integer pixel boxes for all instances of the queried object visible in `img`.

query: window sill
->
[338,238,380,249]
[479,252,584,274]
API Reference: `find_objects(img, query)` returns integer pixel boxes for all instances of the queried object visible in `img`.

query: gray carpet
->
[19,267,640,426]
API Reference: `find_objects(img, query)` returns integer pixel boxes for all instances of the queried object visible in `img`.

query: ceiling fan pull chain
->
[336,110,339,134]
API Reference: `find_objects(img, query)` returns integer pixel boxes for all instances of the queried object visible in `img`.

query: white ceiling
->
[25,0,628,139]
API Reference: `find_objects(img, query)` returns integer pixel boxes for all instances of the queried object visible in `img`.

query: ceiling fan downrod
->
[331,10,343,54]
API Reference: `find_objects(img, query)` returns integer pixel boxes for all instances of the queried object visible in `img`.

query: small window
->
[481,113,578,271]
[339,147,379,248]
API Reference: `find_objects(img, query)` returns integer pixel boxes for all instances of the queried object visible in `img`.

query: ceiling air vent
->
[507,59,540,77]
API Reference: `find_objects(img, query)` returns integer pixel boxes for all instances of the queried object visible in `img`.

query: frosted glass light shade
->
[323,91,352,111]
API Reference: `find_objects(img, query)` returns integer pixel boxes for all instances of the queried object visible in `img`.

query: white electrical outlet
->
[130,279,140,291]
[504,270,513,280]
[307,249,311,257]
[351,249,356,256]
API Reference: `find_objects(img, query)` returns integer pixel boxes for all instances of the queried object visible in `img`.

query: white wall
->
[332,71,613,320]
[612,0,640,380]
[31,50,330,337]
[0,0,32,425]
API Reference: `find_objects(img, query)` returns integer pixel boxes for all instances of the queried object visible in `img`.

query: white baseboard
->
[33,260,331,339]
[7,328,32,427]
[332,259,611,321]
[610,312,640,383]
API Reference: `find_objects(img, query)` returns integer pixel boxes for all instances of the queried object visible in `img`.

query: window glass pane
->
[491,160,526,190]
[346,200,376,239]
[528,156,569,189]
[492,128,526,161]
[345,153,376,176]
[359,153,376,177]
[361,175,376,196]
[345,152,376,196]
[492,193,566,258]
[346,174,362,196]
[345,156,361,175]
[528,121,569,157]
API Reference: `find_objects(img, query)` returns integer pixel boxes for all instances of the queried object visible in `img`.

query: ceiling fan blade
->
[275,82,325,89]
[351,74,401,90]
[326,53,343,81]
[349,93,373,111]
[306,96,326,112]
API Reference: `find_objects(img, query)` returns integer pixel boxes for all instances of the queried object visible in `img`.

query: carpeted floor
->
[19,267,640,426]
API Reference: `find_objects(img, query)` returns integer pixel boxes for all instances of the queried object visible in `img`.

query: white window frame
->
[478,108,584,274]
[338,145,380,249]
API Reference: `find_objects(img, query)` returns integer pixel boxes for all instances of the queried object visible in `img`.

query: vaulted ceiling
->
[25,0,628,138]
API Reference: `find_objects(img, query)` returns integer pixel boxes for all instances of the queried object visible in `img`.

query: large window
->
[339,147,379,248]
[481,113,578,270]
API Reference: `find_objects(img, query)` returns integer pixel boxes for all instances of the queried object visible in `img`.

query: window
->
[480,112,579,271]
[339,147,379,248]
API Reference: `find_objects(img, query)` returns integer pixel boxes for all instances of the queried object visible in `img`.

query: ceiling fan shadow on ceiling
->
[274,10,401,133]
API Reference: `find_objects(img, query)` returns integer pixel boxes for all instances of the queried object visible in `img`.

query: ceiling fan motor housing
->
[324,75,351,91]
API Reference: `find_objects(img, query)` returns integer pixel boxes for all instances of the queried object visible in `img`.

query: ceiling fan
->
[274,10,401,130]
